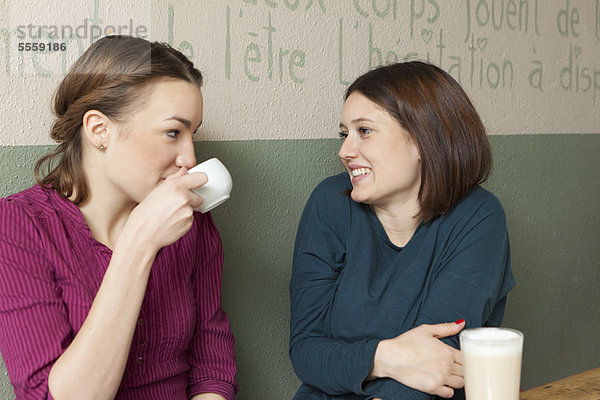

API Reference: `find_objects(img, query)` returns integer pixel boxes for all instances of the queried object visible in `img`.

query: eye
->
[166,129,181,139]
[338,131,348,140]
[358,127,372,136]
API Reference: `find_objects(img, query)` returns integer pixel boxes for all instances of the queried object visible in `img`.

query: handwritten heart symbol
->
[421,29,433,44]
[477,37,488,51]
[574,46,582,58]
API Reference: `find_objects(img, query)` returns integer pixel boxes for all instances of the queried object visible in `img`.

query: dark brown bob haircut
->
[345,61,492,223]
[34,35,203,204]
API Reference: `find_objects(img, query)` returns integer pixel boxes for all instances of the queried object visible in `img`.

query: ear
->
[82,110,111,150]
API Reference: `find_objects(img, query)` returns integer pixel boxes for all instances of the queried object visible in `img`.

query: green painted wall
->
[1,134,599,399]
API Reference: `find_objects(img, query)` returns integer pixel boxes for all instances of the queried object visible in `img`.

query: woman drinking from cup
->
[0,36,237,400]
[289,61,515,400]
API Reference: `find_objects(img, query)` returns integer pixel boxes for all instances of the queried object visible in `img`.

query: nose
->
[338,133,358,161]
[175,135,197,169]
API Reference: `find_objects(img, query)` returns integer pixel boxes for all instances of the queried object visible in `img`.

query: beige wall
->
[1,0,599,147]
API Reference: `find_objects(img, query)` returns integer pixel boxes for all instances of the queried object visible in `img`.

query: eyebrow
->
[339,117,376,128]
[165,116,191,128]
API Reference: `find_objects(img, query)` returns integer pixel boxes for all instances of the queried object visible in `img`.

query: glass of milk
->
[459,327,524,400]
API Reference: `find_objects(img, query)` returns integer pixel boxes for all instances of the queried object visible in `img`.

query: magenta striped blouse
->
[0,185,238,399]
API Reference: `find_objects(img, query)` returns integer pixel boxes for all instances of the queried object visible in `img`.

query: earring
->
[99,144,106,150]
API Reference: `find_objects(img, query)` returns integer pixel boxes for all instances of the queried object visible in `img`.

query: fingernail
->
[455,319,465,325]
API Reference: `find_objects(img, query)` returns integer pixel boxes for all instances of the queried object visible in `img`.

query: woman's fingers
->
[127,168,210,250]
[435,386,455,399]
[454,348,464,366]
[435,370,464,399]
[451,357,463,376]
[180,170,208,190]
[181,173,207,209]
[157,168,206,208]
[164,167,208,190]
[163,168,207,209]
[426,319,465,339]
[446,370,465,389]
[164,166,188,180]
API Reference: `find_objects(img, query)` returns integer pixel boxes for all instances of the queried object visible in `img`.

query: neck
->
[372,199,421,247]
[72,168,137,250]
[77,193,136,251]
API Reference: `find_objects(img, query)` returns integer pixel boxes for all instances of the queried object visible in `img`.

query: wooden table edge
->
[520,366,600,399]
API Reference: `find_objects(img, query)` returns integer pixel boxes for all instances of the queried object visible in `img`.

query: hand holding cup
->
[187,158,233,213]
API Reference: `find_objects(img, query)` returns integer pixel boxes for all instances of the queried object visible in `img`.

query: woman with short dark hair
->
[0,36,237,400]
[289,61,514,400]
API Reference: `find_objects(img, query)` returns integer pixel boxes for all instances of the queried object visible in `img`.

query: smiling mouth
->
[351,168,371,177]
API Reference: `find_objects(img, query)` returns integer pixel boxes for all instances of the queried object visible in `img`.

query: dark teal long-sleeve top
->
[289,173,515,400]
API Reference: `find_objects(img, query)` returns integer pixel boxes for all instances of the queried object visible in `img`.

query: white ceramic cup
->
[460,327,524,400]
[187,158,233,213]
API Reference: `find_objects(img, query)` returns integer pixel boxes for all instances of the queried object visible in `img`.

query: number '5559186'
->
[18,42,67,52]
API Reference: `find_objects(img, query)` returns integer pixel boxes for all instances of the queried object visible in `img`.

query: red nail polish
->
[455,319,465,325]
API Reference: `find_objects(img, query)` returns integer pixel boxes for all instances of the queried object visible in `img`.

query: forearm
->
[48,237,157,400]
[290,336,379,395]
[187,318,237,399]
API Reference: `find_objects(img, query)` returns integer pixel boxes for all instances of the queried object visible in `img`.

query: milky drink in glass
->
[460,327,523,400]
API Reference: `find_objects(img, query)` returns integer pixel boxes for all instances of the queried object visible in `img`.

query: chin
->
[350,190,367,204]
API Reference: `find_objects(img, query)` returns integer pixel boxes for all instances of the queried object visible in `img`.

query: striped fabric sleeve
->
[0,198,70,400]
[186,213,238,400]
